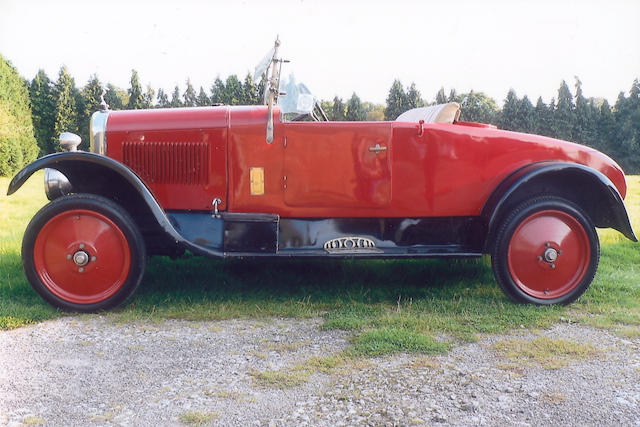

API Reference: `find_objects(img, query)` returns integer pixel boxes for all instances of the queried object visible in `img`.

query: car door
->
[282,121,392,209]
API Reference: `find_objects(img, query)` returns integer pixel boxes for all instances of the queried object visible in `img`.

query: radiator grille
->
[123,141,209,185]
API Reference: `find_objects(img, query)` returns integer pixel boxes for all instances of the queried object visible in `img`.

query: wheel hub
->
[72,250,90,266]
[543,247,558,263]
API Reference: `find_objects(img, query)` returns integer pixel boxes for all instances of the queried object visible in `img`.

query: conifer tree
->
[126,70,144,110]
[533,97,553,137]
[196,86,210,106]
[29,69,56,155]
[554,80,574,141]
[499,89,519,131]
[384,79,406,120]
[224,75,243,105]
[517,95,535,133]
[183,79,196,107]
[53,66,80,151]
[156,88,169,107]
[345,93,366,121]
[242,73,258,105]
[447,88,459,103]
[170,85,182,107]
[405,83,422,109]
[331,96,346,121]
[78,74,103,150]
[0,54,38,174]
[547,98,558,138]
[435,87,447,104]
[210,77,225,104]
[104,84,126,110]
[573,77,592,144]
[598,99,617,154]
[142,85,155,109]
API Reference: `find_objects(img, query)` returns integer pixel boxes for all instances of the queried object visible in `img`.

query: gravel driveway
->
[1,316,639,426]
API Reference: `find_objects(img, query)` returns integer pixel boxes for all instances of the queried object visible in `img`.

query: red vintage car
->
[7,41,637,311]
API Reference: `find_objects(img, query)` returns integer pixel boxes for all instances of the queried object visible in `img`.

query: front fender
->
[8,152,225,258]
[482,161,637,250]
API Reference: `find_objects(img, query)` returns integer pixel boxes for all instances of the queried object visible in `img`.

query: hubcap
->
[72,250,90,266]
[33,209,131,304]
[543,247,558,263]
[507,209,590,299]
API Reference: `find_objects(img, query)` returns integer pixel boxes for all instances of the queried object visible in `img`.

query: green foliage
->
[196,86,209,106]
[435,87,447,104]
[52,66,79,152]
[29,70,56,156]
[0,54,38,175]
[458,91,499,124]
[210,77,225,104]
[156,88,169,108]
[384,79,406,120]
[330,96,346,121]
[78,75,103,150]
[448,88,459,103]
[183,78,196,107]
[104,84,127,110]
[126,70,144,110]
[241,73,259,105]
[534,96,554,137]
[345,93,365,121]
[499,89,520,131]
[223,75,243,105]
[142,85,155,109]
[405,83,423,109]
[554,80,574,140]
[170,85,182,107]
[365,103,385,121]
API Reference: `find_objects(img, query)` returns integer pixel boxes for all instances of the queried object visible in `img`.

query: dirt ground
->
[1,316,639,426]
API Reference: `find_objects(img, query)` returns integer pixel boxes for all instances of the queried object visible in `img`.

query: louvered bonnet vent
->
[123,141,209,185]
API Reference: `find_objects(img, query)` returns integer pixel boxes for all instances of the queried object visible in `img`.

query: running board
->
[166,212,484,259]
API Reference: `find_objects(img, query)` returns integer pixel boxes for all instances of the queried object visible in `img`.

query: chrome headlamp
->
[90,110,109,155]
[44,168,72,200]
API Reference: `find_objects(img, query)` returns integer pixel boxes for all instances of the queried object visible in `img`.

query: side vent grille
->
[123,141,209,185]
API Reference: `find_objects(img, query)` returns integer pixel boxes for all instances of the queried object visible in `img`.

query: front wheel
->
[491,197,599,305]
[22,194,146,312]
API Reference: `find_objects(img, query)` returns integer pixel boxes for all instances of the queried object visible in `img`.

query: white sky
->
[1,0,639,105]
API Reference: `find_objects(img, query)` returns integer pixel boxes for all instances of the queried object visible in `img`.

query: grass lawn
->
[1,171,639,354]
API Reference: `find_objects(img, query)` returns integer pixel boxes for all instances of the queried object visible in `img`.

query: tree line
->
[1,52,639,176]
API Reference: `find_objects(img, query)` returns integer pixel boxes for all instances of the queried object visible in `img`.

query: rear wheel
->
[491,197,599,305]
[22,194,146,312]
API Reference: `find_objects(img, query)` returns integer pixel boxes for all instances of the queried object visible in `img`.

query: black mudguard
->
[482,161,637,251]
[7,152,226,258]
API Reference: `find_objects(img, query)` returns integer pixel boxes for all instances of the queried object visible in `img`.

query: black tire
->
[22,193,146,312]
[491,196,599,305]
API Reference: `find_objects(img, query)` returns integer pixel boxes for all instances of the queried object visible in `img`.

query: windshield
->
[277,74,316,115]
[253,40,326,120]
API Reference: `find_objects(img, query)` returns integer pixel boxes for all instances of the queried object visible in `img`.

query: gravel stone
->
[1,317,639,425]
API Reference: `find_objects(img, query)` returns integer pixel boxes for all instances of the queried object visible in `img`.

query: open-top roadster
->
[8,40,636,311]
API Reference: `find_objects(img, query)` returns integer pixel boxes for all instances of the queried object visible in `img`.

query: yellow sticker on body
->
[250,167,265,195]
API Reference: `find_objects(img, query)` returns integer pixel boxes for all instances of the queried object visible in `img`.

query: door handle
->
[368,144,387,154]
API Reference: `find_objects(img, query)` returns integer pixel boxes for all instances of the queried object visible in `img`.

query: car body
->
[7,43,637,311]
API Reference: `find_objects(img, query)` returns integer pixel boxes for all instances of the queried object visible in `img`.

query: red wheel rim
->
[507,209,590,299]
[33,209,131,305]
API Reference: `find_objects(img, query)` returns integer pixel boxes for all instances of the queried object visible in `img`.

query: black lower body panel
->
[166,212,485,258]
